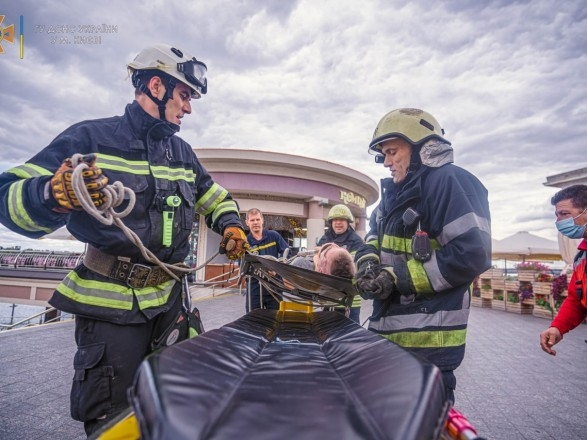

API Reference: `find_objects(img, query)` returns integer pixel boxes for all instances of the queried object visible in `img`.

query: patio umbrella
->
[492,231,562,261]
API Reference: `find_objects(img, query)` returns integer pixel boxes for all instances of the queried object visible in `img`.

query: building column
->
[355,214,368,240]
[306,199,326,249]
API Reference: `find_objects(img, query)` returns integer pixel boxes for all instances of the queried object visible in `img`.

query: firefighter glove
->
[355,262,396,300]
[50,155,108,212]
[220,226,249,260]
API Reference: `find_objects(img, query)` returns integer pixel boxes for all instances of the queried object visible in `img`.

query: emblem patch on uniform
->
[166,329,180,346]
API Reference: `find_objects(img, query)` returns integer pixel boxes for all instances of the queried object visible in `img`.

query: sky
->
[0,0,586,253]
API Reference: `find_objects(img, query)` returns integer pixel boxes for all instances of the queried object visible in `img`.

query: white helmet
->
[128,43,207,98]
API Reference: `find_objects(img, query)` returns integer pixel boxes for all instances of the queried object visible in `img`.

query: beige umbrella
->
[492,231,562,261]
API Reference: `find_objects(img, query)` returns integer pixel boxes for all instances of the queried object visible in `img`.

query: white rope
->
[70,154,219,283]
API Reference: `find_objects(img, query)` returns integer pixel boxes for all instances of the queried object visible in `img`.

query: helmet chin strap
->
[133,71,177,122]
[150,78,177,121]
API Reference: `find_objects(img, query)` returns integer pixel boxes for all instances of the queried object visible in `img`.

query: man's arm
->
[411,170,491,295]
[192,160,243,234]
[0,136,79,238]
[550,272,587,335]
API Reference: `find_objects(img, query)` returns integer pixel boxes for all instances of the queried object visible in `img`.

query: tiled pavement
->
[1,290,586,439]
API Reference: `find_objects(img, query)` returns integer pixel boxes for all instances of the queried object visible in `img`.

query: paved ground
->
[1,290,586,439]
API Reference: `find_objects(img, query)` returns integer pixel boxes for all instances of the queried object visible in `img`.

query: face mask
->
[556,207,587,239]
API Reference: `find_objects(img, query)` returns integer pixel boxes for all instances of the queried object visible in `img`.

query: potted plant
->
[551,274,568,311]
[518,282,534,305]
[516,261,550,282]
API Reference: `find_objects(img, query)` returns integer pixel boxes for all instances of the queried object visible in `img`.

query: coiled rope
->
[70,153,222,283]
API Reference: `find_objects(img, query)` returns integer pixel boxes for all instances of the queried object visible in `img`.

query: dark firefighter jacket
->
[355,159,491,372]
[0,101,242,324]
[317,227,364,254]
[318,226,364,308]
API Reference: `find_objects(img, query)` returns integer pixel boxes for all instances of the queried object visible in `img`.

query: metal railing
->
[0,307,74,332]
[0,249,84,270]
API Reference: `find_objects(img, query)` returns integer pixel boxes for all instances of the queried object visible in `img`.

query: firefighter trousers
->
[70,288,184,437]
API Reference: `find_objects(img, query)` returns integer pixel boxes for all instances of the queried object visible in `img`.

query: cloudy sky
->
[0,0,586,253]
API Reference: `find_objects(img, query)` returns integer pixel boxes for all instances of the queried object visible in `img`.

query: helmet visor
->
[177,58,208,95]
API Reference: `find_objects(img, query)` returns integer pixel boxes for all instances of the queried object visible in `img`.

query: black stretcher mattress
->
[129,309,447,440]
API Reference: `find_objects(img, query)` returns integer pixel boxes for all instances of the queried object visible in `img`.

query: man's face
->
[380,138,413,184]
[331,218,349,235]
[246,213,264,234]
[164,82,193,126]
[554,199,587,225]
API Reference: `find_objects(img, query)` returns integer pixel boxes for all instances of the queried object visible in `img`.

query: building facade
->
[193,148,379,276]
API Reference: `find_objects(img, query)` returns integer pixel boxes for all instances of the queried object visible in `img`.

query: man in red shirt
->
[540,184,587,355]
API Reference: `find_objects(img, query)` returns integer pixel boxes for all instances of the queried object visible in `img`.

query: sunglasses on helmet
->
[177,58,208,95]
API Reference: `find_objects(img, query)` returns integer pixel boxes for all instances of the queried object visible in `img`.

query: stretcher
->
[95,254,483,440]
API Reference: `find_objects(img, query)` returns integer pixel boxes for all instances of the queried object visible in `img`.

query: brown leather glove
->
[50,154,108,212]
[220,226,249,260]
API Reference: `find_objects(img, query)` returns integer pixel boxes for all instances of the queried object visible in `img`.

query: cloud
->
[0,0,585,251]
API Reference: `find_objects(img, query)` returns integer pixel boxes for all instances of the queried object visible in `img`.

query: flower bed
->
[518,271,539,282]
[516,262,549,282]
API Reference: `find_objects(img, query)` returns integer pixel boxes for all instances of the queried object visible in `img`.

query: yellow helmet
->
[328,204,354,223]
[369,108,450,154]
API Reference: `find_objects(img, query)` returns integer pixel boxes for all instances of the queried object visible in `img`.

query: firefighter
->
[354,108,491,403]
[0,43,248,435]
[318,204,364,322]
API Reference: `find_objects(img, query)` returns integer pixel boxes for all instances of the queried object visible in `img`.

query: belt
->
[83,245,179,289]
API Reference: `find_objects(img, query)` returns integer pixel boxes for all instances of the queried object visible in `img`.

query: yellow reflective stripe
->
[6,163,53,178]
[382,328,467,348]
[150,165,195,182]
[58,272,135,309]
[96,153,150,175]
[7,181,52,233]
[381,234,440,254]
[196,183,227,215]
[352,295,361,307]
[381,234,411,253]
[249,241,278,253]
[211,199,239,223]
[407,258,432,294]
[57,272,175,310]
[134,281,176,309]
[365,238,380,250]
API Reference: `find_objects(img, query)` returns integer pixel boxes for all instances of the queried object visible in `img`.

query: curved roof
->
[195,148,380,207]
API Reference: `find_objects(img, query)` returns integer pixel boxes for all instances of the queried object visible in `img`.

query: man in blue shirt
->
[245,208,289,311]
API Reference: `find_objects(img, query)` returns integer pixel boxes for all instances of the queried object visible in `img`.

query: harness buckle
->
[127,264,153,289]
